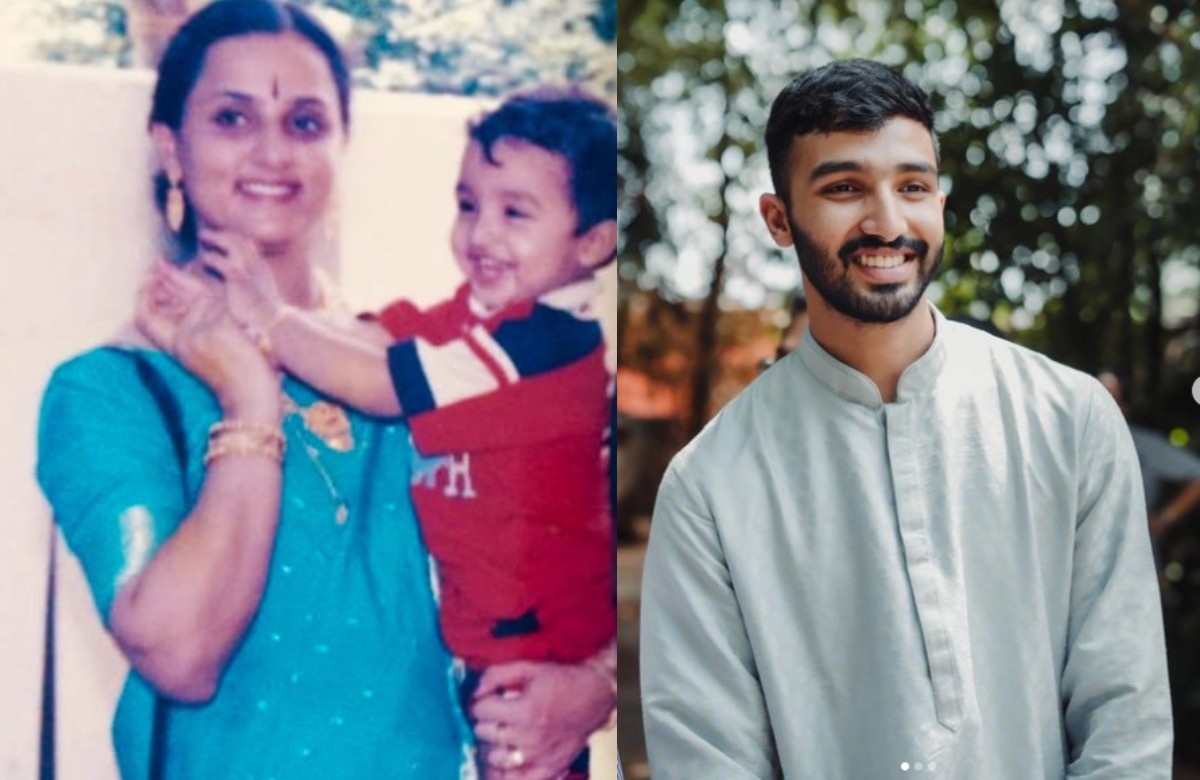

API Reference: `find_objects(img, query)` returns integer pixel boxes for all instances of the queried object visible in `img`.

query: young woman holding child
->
[36,2,615,778]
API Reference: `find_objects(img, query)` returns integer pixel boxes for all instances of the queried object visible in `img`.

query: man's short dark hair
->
[765,59,938,202]
[469,87,616,238]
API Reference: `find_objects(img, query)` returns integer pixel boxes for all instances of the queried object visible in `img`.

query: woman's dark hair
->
[765,59,938,203]
[149,0,350,254]
[468,86,616,246]
[149,0,350,131]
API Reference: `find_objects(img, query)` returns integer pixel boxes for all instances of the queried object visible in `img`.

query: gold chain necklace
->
[277,270,356,525]
[282,390,354,525]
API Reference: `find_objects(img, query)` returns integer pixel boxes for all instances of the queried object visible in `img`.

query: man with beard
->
[639,59,1171,778]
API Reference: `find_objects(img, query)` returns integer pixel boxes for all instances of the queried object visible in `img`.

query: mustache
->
[837,235,928,264]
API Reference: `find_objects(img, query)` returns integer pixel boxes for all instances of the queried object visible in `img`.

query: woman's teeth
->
[240,182,297,197]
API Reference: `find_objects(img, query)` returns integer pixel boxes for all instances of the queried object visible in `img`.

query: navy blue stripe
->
[387,340,437,415]
[492,305,601,378]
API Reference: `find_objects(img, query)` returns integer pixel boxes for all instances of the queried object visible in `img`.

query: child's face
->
[452,138,592,311]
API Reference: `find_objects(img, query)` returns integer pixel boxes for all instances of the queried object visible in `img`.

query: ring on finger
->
[508,747,526,769]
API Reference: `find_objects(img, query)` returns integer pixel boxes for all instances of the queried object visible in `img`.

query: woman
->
[36,2,615,778]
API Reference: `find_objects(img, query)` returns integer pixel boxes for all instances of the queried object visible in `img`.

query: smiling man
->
[639,59,1172,778]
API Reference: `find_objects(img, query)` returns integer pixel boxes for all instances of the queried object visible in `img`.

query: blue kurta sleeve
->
[37,349,191,623]
[640,459,780,780]
[1062,381,1173,777]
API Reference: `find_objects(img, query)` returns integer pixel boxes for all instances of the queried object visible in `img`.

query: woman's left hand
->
[136,259,277,413]
[470,659,615,780]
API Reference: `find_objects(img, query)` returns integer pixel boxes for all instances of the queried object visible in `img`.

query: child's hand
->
[197,227,284,330]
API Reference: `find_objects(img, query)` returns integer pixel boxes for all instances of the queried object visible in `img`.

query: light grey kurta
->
[640,307,1171,779]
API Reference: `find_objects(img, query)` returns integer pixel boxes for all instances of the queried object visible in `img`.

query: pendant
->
[300,400,355,451]
[335,503,349,525]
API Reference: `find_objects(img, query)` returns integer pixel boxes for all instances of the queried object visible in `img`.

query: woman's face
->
[154,33,345,248]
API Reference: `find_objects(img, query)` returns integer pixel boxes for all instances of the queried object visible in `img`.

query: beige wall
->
[0,64,616,780]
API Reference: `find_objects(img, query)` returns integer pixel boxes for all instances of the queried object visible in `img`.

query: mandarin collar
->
[794,303,948,409]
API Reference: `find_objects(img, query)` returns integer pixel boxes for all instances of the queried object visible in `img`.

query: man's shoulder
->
[942,320,1129,460]
[943,320,1098,407]
[665,364,795,483]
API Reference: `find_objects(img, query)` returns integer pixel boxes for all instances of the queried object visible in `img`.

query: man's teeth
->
[856,255,908,268]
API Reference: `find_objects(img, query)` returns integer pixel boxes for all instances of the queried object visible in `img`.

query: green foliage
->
[619,0,1200,421]
[35,1,132,67]
[29,0,615,98]
[296,0,616,97]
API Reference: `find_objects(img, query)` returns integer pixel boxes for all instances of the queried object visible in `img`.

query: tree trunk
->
[687,139,732,436]
[687,245,727,437]
[1146,247,1164,399]
[125,0,196,68]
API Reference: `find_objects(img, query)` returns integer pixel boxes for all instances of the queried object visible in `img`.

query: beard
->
[787,214,943,324]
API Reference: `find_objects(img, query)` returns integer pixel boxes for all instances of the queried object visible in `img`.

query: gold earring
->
[166,177,185,233]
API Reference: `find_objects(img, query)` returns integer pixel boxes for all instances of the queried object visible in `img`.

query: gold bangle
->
[204,440,285,466]
[204,421,285,465]
[204,438,285,465]
[246,306,293,367]
[208,419,285,441]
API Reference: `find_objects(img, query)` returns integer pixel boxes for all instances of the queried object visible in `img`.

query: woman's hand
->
[136,260,277,416]
[115,259,286,701]
[470,658,616,780]
[197,227,285,330]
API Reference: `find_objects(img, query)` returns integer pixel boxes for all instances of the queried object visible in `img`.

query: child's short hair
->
[469,87,616,239]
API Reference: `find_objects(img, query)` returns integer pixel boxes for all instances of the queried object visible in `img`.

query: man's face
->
[761,117,946,324]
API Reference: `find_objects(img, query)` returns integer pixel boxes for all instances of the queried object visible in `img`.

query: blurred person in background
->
[1099,370,1200,542]
[758,295,808,373]
[774,294,809,361]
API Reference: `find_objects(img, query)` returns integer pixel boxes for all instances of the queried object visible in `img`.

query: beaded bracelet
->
[209,419,285,440]
[243,306,293,368]
[204,420,285,466]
